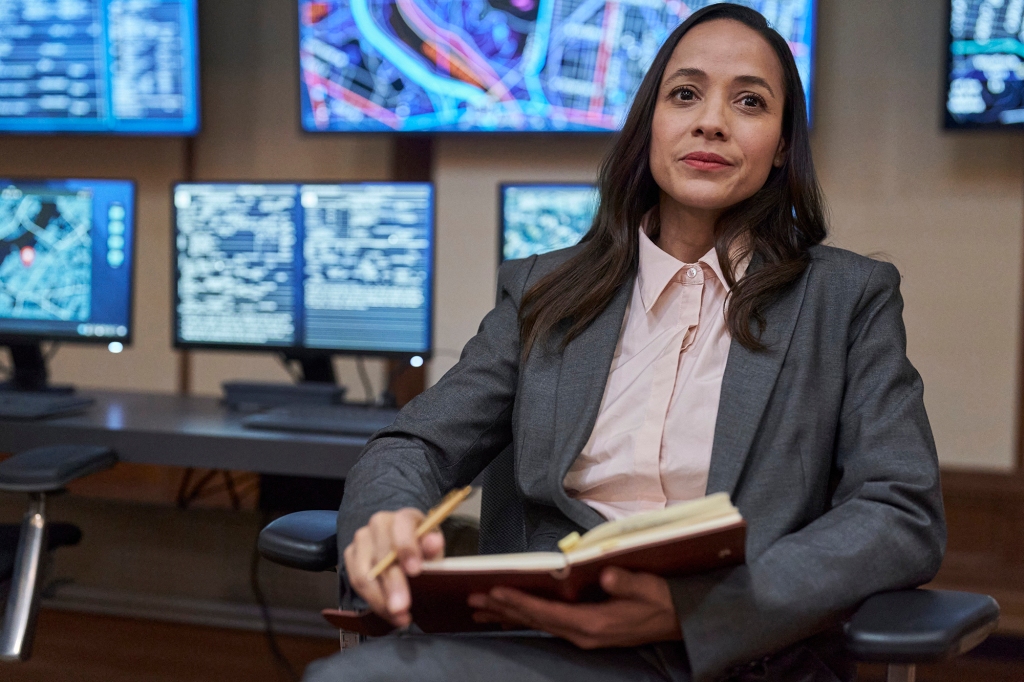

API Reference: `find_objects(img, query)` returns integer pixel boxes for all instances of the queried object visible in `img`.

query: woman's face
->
[649,19,787,214]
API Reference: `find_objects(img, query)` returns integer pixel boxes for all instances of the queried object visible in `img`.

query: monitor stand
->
[220,351,345,410]
[285,351,336,384]
[0,342,75,394]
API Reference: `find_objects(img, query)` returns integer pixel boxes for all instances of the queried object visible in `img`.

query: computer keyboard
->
[0,392,95,420]
[240,403,401,436]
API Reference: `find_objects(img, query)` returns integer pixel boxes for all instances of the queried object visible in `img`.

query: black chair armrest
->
[258,510,338,572]
[844,589,1000,663]
[0,445,117,493]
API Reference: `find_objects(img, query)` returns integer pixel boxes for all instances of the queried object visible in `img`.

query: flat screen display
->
[0,178,135,343]
[945,1,1024,128]
[0,0,200,135]
[298,0,816,133]
[500,183,598,261]
[173,182,434,356]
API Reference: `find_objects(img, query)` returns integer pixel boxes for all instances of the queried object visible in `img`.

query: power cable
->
[355,356,375,403]
[250,518,300,682]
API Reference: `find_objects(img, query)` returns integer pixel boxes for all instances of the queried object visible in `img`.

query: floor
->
[5,609,338,682]
[4,610,1023,682]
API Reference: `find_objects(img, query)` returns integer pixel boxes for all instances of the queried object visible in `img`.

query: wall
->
[1,0,1019,470]
[429,0,1024,472]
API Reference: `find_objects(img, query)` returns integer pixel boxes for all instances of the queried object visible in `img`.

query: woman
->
[306,5,944,682]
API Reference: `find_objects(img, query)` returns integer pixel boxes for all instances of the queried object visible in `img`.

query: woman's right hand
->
[343,508,445,628]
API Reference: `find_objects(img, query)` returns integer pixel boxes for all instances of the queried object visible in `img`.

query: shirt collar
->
[637,228,746,314]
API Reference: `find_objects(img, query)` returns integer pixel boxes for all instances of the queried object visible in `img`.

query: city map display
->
[0,178,134,342]
[946,0,1024,127]
[0,186,92,323]
[501,184,597,260]
[298,0,816,132]
[0,0,200,134]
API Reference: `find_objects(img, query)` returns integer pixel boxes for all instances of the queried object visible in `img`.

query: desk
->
[0,390,366,479]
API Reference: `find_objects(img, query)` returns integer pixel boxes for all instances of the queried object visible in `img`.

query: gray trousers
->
[301,632,692,682]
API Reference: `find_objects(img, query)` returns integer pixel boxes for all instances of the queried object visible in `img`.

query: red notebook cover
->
[323,519,745,635]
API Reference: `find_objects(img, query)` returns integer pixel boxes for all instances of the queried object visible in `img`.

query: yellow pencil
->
[367,485,473,580]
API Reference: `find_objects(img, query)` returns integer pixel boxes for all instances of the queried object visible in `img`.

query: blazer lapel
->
[707,265,811,497]
[549,278,633,529]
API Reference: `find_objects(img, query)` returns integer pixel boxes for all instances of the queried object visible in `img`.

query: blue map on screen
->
[298,0,816,132]
[946,1,1024,127]
[502,184,598,260]
[0,179,134,342]
[0,0,199,135]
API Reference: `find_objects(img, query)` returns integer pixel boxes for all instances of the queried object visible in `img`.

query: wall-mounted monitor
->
[0,0,200,136]
[0,178,135,343]
[500,183,598,261]
[298,0,816,133]
[945,1,1024,128]
[173,182,434,358]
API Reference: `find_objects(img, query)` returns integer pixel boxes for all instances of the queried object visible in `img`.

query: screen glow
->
[299,0,816,133]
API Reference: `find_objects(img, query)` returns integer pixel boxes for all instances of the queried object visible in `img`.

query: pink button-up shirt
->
[563,229,743,520]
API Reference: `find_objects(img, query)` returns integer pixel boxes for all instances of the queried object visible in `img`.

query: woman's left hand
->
[467,567,683,649]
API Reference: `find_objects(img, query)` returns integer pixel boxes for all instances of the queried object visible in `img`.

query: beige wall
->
[1,0,1019,469]
[815,0,1022,471]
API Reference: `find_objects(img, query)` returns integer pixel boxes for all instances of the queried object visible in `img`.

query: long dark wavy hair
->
[519,3,827,356]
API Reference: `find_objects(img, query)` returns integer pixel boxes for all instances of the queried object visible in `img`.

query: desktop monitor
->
[172,182,434,379]
[500,184,599,262]
[0,0,200,135]
[0,178,135,389]
[945,1,1024,128]
[297,0,816,133]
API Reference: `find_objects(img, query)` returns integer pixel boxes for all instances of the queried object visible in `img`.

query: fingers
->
[371,512,414,624]
[344,527,387,617]
[391,509,426,574]
[473,589,579,634]
[379,563,412,627]
[421,529,445,560]
[600,567,659,600]
[344,509,428,628]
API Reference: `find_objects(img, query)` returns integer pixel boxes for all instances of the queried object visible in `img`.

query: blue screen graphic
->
[501,184,598,261]
[298,0,816,133]
[173,182,434,356]
[946,1,1024,127]
[0,178,135,343]
[0,0,200,135]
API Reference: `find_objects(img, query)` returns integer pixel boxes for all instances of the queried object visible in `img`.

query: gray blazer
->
[336,244,945,682]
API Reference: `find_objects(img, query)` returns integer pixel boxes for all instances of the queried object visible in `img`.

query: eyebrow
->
[664,68,777,98]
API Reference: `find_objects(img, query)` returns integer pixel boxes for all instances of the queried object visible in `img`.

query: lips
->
[682,152,733,170]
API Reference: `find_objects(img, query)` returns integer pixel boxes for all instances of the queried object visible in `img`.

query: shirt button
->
[687,267,698,279]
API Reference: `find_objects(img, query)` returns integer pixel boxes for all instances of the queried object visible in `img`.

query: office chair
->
[0,444,118,661]
[258,452,1000,682]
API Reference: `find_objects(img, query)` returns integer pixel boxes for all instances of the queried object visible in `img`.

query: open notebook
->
[324,492,745,635]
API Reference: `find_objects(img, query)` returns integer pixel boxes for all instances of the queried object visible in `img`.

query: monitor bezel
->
[498,181,599,265]
[0,176,137,347]
[0,0,201,138]
[170,179,436,360]
[296,1,819,135]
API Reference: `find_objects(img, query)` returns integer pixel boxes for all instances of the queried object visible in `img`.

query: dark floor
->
[5,609,338,682]
[4,610,1023,682]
